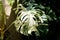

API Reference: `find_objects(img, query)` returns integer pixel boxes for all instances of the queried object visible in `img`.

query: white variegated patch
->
[14,4,48,36]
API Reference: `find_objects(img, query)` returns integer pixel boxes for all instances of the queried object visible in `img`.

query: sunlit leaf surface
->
[14,3,52,36]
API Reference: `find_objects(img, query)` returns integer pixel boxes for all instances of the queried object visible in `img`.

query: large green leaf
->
[14,3,49,36]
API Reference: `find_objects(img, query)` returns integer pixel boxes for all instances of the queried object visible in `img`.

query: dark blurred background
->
[36,0,60,40]
[28,0,60,40]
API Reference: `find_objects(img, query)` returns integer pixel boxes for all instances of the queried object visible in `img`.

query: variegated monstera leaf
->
[14,4,48,36]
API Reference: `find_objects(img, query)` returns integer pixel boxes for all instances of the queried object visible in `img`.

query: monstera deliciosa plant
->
[9,0,57,36]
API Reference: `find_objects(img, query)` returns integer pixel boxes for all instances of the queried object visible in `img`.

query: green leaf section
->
[8,0,15,6]
[0,1,4,23]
